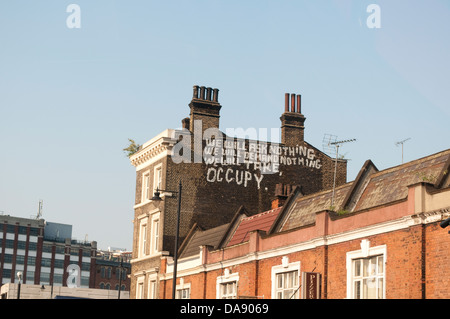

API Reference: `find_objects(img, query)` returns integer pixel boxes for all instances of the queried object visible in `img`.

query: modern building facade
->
[157,149,450,299]
[128,85,347,298]
[1,215,132,297]
[0,216,96,288]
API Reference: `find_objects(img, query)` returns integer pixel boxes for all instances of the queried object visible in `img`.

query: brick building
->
[128,85,347,298]
[93,249,131,292]
[157,149,450,299]
[0,216,96,288]
[0,215,132,296]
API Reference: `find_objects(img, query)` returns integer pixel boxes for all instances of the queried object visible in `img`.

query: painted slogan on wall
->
[171,121,322,189]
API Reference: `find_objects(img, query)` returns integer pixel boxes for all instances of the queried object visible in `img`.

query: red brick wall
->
[424,223,450,298]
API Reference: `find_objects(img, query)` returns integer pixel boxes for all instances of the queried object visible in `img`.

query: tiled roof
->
[354,150,450,211]
[179,223,230,259]
[279,183,353,232]
[278,149,450,232]
[226,207,282,247]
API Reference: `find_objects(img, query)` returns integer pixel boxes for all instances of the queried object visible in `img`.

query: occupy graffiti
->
[171,122,322,189]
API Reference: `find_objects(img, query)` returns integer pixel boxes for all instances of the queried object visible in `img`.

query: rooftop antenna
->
[329,138,356,208]
[395,138,411,164]
[322,134,338,157]
[36,200,43,219]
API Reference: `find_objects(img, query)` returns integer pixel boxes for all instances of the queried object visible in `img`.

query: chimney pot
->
[206,87,212,101]
[291,94,296,112]
[200,86,206,100]
[285,93,289,113]
[213,88,219,102]
[182,117,190,129]
[297,94,301,113]
[193,85,199,99]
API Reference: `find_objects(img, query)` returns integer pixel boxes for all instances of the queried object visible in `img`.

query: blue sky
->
[0,1,449,250]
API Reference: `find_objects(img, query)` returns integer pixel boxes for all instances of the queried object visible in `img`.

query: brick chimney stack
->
[271,183,297,209]
[280,93,306,145]
[189,85,221,132]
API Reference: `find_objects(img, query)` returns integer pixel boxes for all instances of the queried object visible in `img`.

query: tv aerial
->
[36,200,43,219]
[323,134,356,208]
[395,138,411,164]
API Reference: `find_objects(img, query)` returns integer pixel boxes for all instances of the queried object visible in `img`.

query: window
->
[17,241,27,250]
[275,270,299,299]
[352,255,384,299]
[220,282,237,299]
[176,288,190,299]
[153,165,162,193]
[3,254,13,263]
[43,243,53,253]
[136,279,145,299]
[28,242,37,251]
[216,270,239,299]
[40,272,50,285]
[176,278,191,299]
[346,240,386,299]
[26,271,35,283]
[41,258,52,267]
[149,279,157,299]
[53,274,63,285]
[16,255,25,265]
[27,256,36,266]
[139,220,148,257]
[271,257,300,299]
[143,172,151,201]
[139,224,147,256]
[151,215,160,254]
[116,268,127,280]
[29,227,40,236]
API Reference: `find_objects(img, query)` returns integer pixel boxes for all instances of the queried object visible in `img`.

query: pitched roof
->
[274,149,450,233]
[354,150,450,211]
[225,207,282,247]
[179,223,230,259]
[276,182,354,232]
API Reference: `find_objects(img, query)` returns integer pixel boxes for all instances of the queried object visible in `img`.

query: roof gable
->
[271,149,450,233]
[179,223,230,259]
[225,207,282,247]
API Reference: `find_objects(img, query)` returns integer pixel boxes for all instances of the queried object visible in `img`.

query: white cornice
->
[129,129,177,169]
[162,210,448,278]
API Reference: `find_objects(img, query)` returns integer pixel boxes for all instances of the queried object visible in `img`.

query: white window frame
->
[176,278,191,299]
[271,257,300,299]
[136,276,145,299]
[142,171,151,202]
[150,214,160,255]
[346,240,387,299]
[138,218,148,258]
[148,274,158,299]
[216,270,239,299]
[153,164,163,194]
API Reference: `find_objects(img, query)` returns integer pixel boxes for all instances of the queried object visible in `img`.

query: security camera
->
[440,217,450,229]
